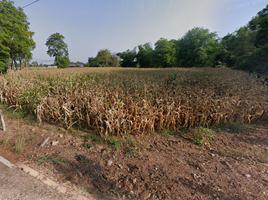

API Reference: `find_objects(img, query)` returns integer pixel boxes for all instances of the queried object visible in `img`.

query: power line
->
[22,0,40,9]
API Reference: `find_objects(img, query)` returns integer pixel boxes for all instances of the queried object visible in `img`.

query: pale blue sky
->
[12,0,268,64]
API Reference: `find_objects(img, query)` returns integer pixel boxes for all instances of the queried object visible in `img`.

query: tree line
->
[87,4,268,75]
[1,1,267,75]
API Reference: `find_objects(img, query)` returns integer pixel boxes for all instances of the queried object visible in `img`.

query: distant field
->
[0,67,267,136]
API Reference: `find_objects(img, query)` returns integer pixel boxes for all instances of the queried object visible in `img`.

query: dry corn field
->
[0,67,267,137]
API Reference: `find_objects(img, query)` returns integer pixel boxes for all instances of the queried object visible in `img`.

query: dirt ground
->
[0,114,267,200]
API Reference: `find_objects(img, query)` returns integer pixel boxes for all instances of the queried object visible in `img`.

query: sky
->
[12,0,268,65]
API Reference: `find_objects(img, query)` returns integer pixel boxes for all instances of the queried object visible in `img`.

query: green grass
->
[227,122,250,132]
[107,137,121,150]
[83,133,104,143]
[2,139,9,147]
[192,127,214,146]
[162,128,179,136]
[0,104,37,126]
[14,137,25,154]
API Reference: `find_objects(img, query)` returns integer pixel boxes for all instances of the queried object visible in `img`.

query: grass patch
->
[14,137,25,154]
[192,127,214,146]
[227,122,250,132]
[83,133,103,143]
[2,138,9,147]
[123,135,140,158]
[34,156,49,163]
[0,104,37,126]
[82,142,92,148]
[78,154,87,162]
[162,128,179,136]
[106,137,121,150]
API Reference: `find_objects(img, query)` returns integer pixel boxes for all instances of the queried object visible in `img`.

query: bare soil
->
[0,115,268,200]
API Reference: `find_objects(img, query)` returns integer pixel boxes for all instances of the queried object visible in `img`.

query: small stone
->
[264,147,268,151]
[58,134,63,138]
[51,141,59,146]
[107,160,113,166]
[118,164,123,169]
[213,193,217,197]
[133,178,137,184]
[245,174,251,178]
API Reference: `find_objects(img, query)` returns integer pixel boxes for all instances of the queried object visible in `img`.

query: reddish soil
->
[0,115,268,200]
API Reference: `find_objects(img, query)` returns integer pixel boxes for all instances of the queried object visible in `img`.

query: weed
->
[122,135,140,158]
[162,128,178,136]
[109,189,116,195]
[82,143,92,148]
[51,155,67,165]
[107,137,121,150]
[35,156,49,163]
[123,135,135,147]
[15,137,25,154]
[228,122,250,132]
[125,150,139,159]
[2,139,9,147]
[78,154,87,162]
[60,158,67,163]
[83,133,103,143]
[192,127,214,145]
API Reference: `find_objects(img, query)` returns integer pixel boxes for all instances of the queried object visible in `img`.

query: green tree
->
[0,0,35,72]
[249,4,268,48]
[117,48,137,67]
[153,38,176,68]
[31,61,38,66]
[235,4,268,74]
[95,49,112,67]
[45,33,70,68]
[176,27,221,68]
[221,26,256,67]
[87,57,100,67]
[136,43,153,68]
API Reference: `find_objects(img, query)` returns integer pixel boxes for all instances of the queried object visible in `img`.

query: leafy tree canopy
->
[137,43,153,68]
[87,50,119,67]
[45,33,70,68]
[154,38,176,68]
[177,27,221,68]
[117,48,137,67]
[0,0,35,72]
[95,49,112,67]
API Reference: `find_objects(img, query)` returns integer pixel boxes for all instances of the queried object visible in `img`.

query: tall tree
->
[136,43,153,68]
[95,49,112,67]
[249,4,268,48]
[153,38,176,68]
[235,4,268,74]
[45,33,70,68]
[0,0,35,72]
[221,26,257,67]
[117,48,137,67]
[176,27,221,68]
[87,57,100,67]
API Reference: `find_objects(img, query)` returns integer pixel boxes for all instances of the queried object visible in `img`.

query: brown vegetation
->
[0,68,267,137]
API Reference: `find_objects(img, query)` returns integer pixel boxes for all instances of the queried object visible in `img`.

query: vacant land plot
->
[0,68,268,199]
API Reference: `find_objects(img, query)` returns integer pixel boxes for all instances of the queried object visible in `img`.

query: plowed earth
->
[0,115,268,200]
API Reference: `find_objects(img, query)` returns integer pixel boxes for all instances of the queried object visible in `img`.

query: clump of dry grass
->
[0,67,267,137]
